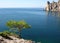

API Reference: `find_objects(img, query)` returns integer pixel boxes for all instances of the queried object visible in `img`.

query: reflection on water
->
[46,11,60,30]
[46,11,60,17]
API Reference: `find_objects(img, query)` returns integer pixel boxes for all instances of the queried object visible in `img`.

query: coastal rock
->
[0,36,32,43]
[45,0,60,11]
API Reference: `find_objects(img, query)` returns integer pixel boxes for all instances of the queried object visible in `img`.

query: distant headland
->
[45,0,60,11]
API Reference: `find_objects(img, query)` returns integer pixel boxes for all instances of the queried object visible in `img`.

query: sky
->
[0,0,58,8]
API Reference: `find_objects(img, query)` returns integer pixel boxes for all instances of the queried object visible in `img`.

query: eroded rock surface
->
[45,0,60,11]
[0,36,32,43]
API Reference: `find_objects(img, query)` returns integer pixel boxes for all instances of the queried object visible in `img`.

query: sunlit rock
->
[0,36,32,43]
[45,0,60,11]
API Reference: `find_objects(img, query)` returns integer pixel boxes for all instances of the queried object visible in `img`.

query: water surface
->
[0,8,60,43]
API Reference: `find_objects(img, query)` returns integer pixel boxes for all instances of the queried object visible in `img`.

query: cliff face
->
[45,0,60,11]
[0,36,33,43]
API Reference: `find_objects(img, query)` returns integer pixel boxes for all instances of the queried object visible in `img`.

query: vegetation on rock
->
[0,31,19,39]
[6,20,31,37]
[0,20,31,39]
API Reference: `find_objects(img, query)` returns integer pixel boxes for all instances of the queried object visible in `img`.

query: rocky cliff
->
[45,0,60,11]
[0,31,33,43]
[0,36,32,43]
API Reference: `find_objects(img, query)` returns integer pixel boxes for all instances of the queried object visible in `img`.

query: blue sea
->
[0,8,60,43]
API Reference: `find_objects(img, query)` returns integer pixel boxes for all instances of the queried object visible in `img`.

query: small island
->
[45,0,60,11]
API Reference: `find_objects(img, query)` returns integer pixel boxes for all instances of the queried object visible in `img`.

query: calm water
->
[0,8,60,43]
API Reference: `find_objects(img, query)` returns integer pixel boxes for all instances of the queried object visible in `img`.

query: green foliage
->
[6,20,31,37]
[0,31,17,36]
[6,20,31,31]
[0,31,19,38]
[6,20,17,28]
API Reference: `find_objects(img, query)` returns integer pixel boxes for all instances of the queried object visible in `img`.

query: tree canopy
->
[6,20,31,34]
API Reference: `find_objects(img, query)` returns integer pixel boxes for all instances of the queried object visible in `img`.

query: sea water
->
[0,8,60,43]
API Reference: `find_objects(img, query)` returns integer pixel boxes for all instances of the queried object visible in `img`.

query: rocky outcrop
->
[45,0,60,11]
[0,36,32,43]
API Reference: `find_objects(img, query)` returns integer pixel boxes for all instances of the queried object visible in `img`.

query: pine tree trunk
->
[18,29,22,38]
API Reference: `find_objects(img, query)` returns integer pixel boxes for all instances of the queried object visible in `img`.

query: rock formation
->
[45,0,60,11]
[0,36,32,43]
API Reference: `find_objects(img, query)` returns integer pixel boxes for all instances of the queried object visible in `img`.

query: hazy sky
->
[0,0,58,8]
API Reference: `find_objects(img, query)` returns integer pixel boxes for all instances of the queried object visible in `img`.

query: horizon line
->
[0,7,44,8]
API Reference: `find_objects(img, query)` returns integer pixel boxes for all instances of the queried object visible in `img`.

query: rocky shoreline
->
[0,31,33,43]
[45,0,60,11]
[0,36,32,43]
